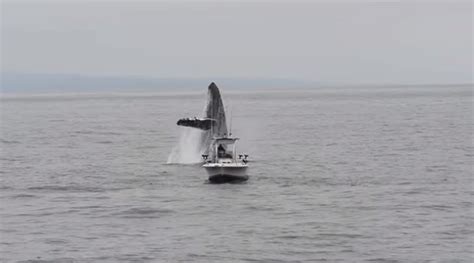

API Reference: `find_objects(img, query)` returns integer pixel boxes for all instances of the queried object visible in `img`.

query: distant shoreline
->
[1,72,472,95]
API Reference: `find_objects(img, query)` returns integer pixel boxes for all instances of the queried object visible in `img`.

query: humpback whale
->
[176,82,229,157]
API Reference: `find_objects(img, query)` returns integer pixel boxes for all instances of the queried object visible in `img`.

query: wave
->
[112,207,175,218]
[26,185,125,193]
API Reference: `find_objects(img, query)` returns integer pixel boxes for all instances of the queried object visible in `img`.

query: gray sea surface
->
[1,85,472,262]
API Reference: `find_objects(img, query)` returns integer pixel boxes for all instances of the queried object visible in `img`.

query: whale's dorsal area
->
[205,82,228,136]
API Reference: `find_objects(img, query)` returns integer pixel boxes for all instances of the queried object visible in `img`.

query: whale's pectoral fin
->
[177,118,214,130]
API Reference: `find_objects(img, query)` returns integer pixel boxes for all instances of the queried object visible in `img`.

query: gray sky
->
[1,0,472,84]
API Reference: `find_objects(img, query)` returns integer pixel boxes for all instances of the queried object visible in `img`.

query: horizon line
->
[2,71,472,88]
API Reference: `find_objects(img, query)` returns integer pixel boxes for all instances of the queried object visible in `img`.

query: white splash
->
[167,128,205,164]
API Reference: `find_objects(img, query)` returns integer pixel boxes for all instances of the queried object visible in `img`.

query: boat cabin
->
[210,137,239,163]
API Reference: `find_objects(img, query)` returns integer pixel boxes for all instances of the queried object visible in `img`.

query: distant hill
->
[0,73,315,93]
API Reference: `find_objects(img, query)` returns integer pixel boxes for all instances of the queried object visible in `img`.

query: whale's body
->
[176,82,228,156]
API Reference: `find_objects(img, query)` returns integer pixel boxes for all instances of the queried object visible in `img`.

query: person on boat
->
[217,144,225,158]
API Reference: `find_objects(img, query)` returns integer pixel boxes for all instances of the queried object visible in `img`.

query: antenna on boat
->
[229,103,233,136]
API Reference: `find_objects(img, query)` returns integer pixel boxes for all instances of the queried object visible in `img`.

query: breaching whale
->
[176,82,249,183]
[176,82,229,157]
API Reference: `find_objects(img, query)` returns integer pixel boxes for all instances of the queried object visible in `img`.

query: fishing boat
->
[202,136,249,183]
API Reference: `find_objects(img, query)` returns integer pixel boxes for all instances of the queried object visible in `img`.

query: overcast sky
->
[1,0,472,84]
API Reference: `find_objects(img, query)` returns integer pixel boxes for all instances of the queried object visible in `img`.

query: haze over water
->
[1,84,472,262]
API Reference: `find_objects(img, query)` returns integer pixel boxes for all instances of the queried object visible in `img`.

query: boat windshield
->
[217,144,232,158]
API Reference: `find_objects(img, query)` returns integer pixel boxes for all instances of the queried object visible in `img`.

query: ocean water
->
[0,85,472,262]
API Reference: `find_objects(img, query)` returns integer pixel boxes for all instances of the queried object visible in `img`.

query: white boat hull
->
[203,164,248,183]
